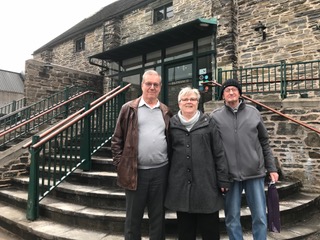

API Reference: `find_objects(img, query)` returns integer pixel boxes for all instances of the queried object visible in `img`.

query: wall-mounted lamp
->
[43,62,53,71]
[254,21,267,41]
[199,23,210,27]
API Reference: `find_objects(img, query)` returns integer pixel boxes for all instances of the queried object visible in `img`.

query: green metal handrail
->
[0,85,96,149]
[208,80,320,135]
[217,59,320,99]
[26,84,130,220]
[0,85,88,131]
[0,98,26,116]
[22,86,121,149]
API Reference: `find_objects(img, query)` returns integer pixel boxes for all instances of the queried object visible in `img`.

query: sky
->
[0,0,117,73]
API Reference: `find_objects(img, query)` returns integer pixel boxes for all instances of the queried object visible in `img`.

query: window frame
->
[75,38,85,52]
[153,2,173,23]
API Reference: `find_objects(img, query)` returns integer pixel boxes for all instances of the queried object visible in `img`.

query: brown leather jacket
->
[111,97,172,190]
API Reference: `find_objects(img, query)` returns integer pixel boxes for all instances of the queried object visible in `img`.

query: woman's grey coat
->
[165,112,230,213]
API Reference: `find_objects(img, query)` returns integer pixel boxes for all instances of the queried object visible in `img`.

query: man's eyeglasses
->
[144,82,161,88]
[180,98,198,102]
[224,87,239,93]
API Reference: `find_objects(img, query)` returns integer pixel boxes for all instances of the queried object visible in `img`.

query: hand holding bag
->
[267,181,281,233]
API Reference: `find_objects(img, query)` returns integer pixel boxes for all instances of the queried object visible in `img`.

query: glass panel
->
[76,38,85,52]
[165,42,193,61]
[122,74,141,102]
[146,50,162,66]
[154,8,165,22]
[166,4,173,18]
[154,3,173,23]
[108,62,119,75]
[167,63,193,114]
[168,64,192,82]
[198,36,212,53]
[197,55,213,91]
[123,56,143,71]
[197,55,214,108]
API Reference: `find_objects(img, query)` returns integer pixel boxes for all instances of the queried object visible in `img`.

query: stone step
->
[0,198,319,240]
[90,156,115,172]
[0,179,319,235]
[11,175,302,210]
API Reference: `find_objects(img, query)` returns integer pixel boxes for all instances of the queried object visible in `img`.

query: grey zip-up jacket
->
[211,100,277,181]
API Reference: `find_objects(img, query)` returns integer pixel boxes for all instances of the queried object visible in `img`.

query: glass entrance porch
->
[89,18,218,114]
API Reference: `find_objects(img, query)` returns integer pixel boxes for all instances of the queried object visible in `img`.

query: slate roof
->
[33,0,157,55]
[0,69,24,94]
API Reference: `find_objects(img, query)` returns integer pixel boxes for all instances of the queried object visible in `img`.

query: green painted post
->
[80,103,91,171]
[216,68,223,100]
[64,87,70,118]
[12,100,17,113]
[26,136,40,220]
[280,60,287,99]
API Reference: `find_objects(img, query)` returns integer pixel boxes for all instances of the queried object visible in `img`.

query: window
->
[122,56,142,71]
[165,42,193,61]
[145,50,162,66]
[75,38,85,52]
[198,36,213,53]
[153,2,173,23]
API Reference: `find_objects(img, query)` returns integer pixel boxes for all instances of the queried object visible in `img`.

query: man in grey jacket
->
[211,79,279,240]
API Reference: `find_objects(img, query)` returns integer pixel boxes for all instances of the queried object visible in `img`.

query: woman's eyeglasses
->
[180,98,198,102]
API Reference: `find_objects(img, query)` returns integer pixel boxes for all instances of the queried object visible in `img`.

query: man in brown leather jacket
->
[111,70,172,240]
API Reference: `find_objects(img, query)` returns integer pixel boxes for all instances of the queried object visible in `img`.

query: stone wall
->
[120,0,212,44]
[212,0,237,69]
[24,60,103,105]
[33,27,104,75]
[31,0,320,77]
[235,0,320,67]
[262,105,320,191]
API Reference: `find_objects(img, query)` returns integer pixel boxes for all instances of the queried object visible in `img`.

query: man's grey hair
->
[142,70,162,83]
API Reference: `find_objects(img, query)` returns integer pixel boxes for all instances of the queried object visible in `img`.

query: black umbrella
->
[267,181,281,232]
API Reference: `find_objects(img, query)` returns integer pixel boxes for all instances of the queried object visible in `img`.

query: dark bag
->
[267,182,281,232]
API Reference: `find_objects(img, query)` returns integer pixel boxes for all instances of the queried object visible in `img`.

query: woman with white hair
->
[165,87,230,240]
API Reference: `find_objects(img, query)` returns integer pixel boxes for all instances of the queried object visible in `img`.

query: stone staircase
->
[0,144,319,240]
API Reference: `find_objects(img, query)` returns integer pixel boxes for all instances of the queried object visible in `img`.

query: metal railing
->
[217,60,320,99]
[207,80,320,135]
[0,98,26,116]
[26,84,130,220]
[0,86,97,149]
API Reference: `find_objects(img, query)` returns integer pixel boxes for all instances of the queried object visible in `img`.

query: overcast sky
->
[0,0,117,73]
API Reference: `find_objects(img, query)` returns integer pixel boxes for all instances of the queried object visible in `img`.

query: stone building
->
[26,0,320,189]
[27,0,320,104]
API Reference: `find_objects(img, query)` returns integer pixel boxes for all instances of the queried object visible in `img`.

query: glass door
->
[165,61,193,114]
